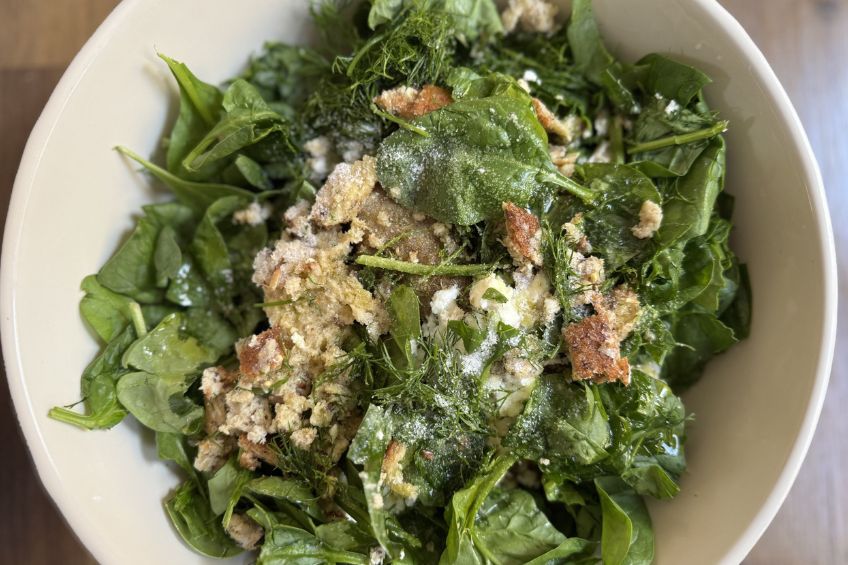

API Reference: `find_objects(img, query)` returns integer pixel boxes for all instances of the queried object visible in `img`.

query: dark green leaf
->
[122,312,221,376]
[116,371,203,434]
[595,477,653,565]
[258,526,369,565]
[164,480,243,558]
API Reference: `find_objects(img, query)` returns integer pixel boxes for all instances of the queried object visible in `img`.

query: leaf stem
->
[128,302,147,337]
[542,172,597,204]
[370,104,430,137]
[627,120,728,154]
[355,255,492,277]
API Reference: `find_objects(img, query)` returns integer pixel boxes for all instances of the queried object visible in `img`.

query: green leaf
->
[720,263,752,340]
[164,480,243,558]
[48,325,136,430]
[208,458,252,518]
[116,146,254,216]
[158,53,224,180]
[571,163,662,269]
[122,312,220,376]
[79,275,146,342]
[568,0,615,85]
[377,74,587,225]
[154,225,182,288]
[595,477,654,565]
[472,488,570,564]
[314,521,375,554]
[97,214,163,303]
[505,376,611,470]
[481,287,508,304]
[258,526,369,565]
[443,0,503,41]
[657,137,725,247]
[637,53,712,107]
[116,371,203,434]
[661,312,737,389]
[347,404,396,557]
[368,0,404,28]
[440,455,516,565]
[246,476,323,522]
[447,319,488,353]
[182,80,294,172]
[156,431,202,488]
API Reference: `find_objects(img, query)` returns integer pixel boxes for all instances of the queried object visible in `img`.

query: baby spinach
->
[637,54,711,108]
[506,376,611,471]
[258,526,369,565]
[159,54,224,181]
[595,477,654,565]
[157,431,202,489]
[377,74,592,225]
[182,80,295,173]
[657,137,726,247]
[165,480,243,558]
[48,325,137,430]
[122,312,220,376]
[116,371,203,434]
[79,275,147,342]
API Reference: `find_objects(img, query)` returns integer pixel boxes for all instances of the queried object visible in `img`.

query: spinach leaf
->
[156,431,202,488]
[79,275,146,342]
[48,325,136,430]
[154,225,182,288]
[158,54,223,181]
[347,404,397,556]
[377,74,590,225]
[656,137,725,247]
[448,319,488,352]
[257,526,369,565]
[122,312,220,376]
[570,163,662,269]
[208,458,252,517]
[661,312,737,389]
[388,285,422,366]
[116,371,203,434]
[440,455,516,565]
[444,0,503,41]
[97,214,163,303]
[720,263,752,340]
[116,146,254,216]
[505,375,611,470]
[595,477,654,565]
[182,80,294,173]
[637,53,711,108]
[473,488,570,564]
[164,480,243,558]
[228,154,274,190]
[567,0,614,85]
[314,521,375,554]
[247,476,323,522]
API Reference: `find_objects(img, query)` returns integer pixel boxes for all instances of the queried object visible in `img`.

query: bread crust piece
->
[502,202,543,267]
[563,309,631,385]
[373,84,453,120]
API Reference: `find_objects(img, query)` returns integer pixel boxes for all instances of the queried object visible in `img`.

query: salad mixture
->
[51,0,751,563]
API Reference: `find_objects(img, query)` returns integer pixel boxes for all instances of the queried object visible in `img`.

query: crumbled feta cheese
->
[664,99,681,115]
[522,69,540,83]
[232,201,272,226]
[304,136,336,182]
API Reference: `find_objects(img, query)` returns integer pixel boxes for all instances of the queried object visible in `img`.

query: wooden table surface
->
[0,1,845,563]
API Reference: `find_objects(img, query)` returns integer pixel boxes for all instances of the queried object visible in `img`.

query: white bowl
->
[1,1,836,563]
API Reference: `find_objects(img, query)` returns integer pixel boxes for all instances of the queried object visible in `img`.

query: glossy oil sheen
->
[0,1,836,564]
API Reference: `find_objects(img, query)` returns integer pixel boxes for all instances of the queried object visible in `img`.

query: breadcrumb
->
[532,98,580,142]
[631,200,663,239]
[501,0,559,34]
[225,513,264,550]
[502,202,543,267]
[311,156,378,226]
[373,84,453,120]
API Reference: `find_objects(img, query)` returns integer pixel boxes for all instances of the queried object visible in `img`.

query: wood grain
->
[0,1,844,563]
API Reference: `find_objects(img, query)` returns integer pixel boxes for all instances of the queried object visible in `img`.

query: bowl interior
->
[2,1,833,564]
